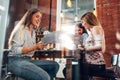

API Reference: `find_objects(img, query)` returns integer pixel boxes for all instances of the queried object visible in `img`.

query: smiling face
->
[31,12,42,29]
[75,26,83,35]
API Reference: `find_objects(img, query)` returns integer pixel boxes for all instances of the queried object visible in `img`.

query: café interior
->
[0,0,120,80]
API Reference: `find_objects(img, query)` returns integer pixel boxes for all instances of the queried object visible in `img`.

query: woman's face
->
[81,18,90,29]
[75,27,83,35]
[31,12,42,28]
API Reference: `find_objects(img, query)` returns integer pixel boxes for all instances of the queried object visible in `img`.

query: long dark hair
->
[76,23,88,34]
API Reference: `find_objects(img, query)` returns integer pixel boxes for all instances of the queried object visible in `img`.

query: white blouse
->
[85,29,102,49]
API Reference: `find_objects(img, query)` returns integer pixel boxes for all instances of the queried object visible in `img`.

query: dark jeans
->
[79,58,106,80]
[8,56,59,80]
[79,60,117,80]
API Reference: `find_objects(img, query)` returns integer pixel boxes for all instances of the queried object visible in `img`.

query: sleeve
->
[10,30,24,55]
[82,33,88,45]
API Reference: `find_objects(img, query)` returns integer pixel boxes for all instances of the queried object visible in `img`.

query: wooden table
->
[32,50,62,60]
[66,58,73,80]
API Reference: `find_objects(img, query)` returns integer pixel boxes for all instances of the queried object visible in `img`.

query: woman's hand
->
[78,44,85,50]
[36,42,45,50]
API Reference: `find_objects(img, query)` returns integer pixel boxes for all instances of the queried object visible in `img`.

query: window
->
[0,0,9,77]
[61,0,94,24]
[56,0,94,50]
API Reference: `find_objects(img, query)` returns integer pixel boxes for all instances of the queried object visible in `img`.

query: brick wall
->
[38,0,56,31]
[96,0,120,66]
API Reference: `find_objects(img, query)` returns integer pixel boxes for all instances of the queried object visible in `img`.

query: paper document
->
[41,31,64,44]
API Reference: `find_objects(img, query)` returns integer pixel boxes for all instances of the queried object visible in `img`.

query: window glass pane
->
[59,0,94,50]
[0,0,9,77]
[61,0,94,23]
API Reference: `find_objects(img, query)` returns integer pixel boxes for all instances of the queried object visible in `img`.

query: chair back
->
[111,54,120,67]
[2,50,9,66]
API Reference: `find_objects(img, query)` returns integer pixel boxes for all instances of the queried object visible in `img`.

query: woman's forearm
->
[22,45,37,54]
[22,42,45,54]
[85,45,102,51]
